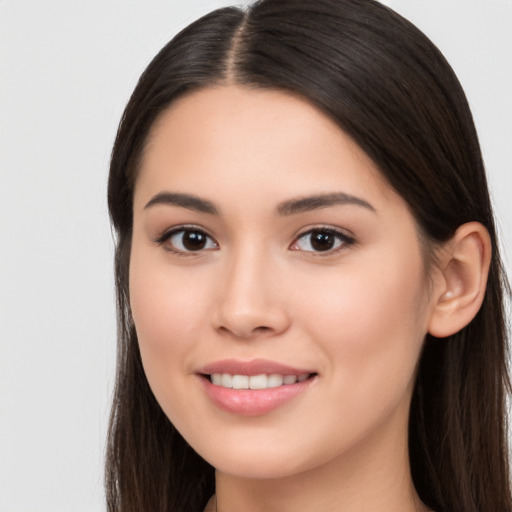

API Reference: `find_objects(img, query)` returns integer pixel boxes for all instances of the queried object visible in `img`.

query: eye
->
[290,228,354,253]
[156,227,218,254]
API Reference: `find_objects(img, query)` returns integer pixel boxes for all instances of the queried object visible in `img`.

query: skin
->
[129,85,444,512]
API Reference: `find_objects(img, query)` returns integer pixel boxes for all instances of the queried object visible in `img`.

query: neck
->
[213,401,428,512]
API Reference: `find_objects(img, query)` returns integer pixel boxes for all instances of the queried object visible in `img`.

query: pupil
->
[311,231,334,251]
[183,231,206,251]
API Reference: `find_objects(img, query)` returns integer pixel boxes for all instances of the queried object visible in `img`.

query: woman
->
[106,0,511,511]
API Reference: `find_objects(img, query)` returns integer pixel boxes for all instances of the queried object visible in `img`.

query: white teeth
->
[267,374,283,387]
[283,375,298,385]
[249,374,267,389]
[232,375,249,389]
[209,373,311,389]
[221,374,232,388]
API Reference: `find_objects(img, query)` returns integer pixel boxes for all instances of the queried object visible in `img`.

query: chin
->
[187,429,339,481]
[211,454,309,480]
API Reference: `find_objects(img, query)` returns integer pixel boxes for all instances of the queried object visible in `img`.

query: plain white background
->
[0,1,510,511]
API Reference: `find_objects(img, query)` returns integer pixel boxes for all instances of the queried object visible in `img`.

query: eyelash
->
[291,227,355,256]
[154,225,355,256]
[154,225,218,256]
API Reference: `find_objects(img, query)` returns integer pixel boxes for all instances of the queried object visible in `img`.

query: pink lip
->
[197,359,317,416]
[198,358,314,376]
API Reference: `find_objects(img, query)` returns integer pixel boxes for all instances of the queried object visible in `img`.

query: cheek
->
[128,244,212,395]
[130,270,190,354]
[294,247,429,402]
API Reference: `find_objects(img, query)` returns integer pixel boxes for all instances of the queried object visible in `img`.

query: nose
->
[211,248,290,340]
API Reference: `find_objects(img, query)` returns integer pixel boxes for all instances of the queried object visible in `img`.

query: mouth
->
[203,372,315,389]
[197,360,318,416]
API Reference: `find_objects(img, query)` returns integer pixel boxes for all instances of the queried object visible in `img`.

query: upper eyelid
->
[292,225,355,240]
[154,224,216,243]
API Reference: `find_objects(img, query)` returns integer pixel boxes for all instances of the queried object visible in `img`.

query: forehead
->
[135,85,400,212]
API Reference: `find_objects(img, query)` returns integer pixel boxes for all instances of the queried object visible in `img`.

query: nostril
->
[217,324,274,339]
[254,326,272,333]
[212,304,290,340]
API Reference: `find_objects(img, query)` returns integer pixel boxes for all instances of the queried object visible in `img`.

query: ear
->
[428,222,492,338]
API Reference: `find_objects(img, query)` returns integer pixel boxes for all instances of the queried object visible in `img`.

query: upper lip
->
[197,359,315,376]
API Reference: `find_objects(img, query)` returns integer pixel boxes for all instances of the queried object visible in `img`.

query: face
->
[130,86,436,479]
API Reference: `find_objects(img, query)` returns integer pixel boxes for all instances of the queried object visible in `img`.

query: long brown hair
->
[106,1,511,510]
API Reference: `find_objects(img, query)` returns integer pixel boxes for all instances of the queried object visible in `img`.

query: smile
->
[210,373,311,389]
[197,360,317,416]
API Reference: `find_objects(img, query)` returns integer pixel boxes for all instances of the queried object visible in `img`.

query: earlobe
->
[428,222,492,338]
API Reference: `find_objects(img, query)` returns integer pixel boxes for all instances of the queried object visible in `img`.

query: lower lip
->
[200,376,315,416]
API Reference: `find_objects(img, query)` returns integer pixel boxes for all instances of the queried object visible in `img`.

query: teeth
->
[232,375,249,390]
[249,374,267,389]
[283,375,298,385]
[221,374,232,388]
[267,374,283,387]
[210,373,310,389]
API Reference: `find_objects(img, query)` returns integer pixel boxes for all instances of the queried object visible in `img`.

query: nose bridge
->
[213,239,288,339]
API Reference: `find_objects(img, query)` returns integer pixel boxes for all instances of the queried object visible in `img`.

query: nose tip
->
[211,262,290,340]
[215,312,286,340]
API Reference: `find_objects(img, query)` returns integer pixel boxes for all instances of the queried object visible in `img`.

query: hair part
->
[106,1,511,511]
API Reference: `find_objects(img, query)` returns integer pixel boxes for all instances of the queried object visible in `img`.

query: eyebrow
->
[144,192,219,214]
[276,192,376,216]
[143,191,376,216]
